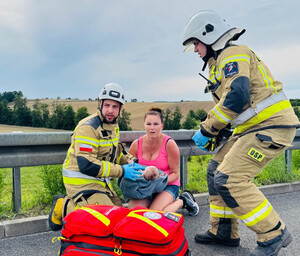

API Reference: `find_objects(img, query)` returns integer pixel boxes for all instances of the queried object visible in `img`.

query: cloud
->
[0,0,299,102]
[141,76,211,102]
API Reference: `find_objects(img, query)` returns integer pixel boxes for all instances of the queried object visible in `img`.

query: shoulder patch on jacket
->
[83,116,103,130]
[224,62,238,78]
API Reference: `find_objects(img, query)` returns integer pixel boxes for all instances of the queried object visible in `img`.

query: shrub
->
[38,165,65,204]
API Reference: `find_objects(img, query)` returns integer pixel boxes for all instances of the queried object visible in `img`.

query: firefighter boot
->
[195,218,240,247]
[48,194,64,231]
[250,227,292,256]
[180,190,199,216]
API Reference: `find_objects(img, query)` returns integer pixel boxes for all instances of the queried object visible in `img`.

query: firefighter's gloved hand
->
[132,162,147,171]
[192,130,211,151]
[122,164,143,181]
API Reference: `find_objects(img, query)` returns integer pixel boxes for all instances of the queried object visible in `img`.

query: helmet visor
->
[183,41,195,53]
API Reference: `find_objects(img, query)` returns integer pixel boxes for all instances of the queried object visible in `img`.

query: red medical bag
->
[59,205,191,256]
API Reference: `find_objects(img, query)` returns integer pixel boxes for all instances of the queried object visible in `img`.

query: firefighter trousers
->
[207,127,296,242]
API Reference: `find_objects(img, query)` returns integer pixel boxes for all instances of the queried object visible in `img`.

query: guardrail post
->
[180,156,188,191]
[12,167,21,212]
[284,149,292,172]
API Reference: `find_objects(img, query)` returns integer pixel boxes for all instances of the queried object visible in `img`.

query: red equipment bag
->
[59,205,191,256]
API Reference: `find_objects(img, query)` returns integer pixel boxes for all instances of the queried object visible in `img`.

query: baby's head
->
[143,166,159,181]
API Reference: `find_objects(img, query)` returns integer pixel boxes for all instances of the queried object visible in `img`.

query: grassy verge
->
[0,165,64,220]
[0,150,299,220]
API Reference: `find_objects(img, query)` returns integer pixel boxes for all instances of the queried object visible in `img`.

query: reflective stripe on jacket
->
[202,45,299,136]
[63,110,134,197]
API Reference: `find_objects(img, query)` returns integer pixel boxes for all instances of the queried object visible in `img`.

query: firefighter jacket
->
[63,110,135,198]
[201,44,299,140]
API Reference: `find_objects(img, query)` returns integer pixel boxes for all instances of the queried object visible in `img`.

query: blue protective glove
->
[132,162,147,170]
[192,130,211,151]
[122,164,144,181]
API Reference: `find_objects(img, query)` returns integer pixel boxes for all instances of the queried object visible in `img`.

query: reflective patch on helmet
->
[247,148,265,162]
[224,62,239,78]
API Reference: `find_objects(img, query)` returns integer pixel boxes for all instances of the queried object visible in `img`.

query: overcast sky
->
[0,0,299,102]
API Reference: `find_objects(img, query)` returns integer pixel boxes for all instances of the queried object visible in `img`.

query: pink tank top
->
[137,135,180,186]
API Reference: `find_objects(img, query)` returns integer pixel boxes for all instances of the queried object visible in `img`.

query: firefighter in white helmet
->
[48,83,143,231]
[183,10,299,256]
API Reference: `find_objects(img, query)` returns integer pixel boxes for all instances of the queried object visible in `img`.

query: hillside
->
[12,99,215,131]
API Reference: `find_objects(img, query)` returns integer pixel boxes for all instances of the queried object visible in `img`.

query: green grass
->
[0,150,299,220]
[0,165,63,220]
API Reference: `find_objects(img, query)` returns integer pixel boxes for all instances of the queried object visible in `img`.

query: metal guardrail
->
[0,129,299,212]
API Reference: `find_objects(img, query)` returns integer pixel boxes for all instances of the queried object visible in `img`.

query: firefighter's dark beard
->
[102,115,118,124]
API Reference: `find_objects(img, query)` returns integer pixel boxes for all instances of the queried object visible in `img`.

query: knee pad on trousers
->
[214,171,238,208]
[207,159,219,196]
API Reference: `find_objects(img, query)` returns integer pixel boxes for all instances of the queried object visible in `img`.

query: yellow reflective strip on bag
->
[233,100,292,134]
[239,199,273,227]
[80,207,110,226]
[63,176,106,187]
[127,212,169,237]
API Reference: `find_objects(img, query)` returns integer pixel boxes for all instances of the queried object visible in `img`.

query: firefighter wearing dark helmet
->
[48,83,143,231]
[183,10,299,256]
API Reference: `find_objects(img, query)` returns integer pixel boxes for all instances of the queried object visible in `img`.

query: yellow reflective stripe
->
[210,204,237,218]
[63,176,106,187]
[99,138,118,147]
[258,65,278,93]
[239,199,273,227]
[127,212,169,237]
[63,144,74,169]
[117,153,123,164]
[233,100,292,134]
[211,105,232,124]
[209,67,222,83]
[75,136,99,147]
[101,161,111,177]
[220,54,250,70]
[80,207,110,226]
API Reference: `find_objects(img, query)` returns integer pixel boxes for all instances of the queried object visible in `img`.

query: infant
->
[142,166,160,181]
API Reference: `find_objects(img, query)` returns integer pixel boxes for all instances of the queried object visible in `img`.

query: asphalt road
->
[1,191,299,256]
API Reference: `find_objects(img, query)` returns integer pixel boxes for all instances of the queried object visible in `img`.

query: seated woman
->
[128,108,199,216]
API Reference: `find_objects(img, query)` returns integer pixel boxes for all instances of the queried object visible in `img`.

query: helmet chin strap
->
[201,46,215,71]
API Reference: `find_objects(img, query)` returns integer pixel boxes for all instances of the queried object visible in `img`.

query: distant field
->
[8,99,215,131]
[0,124,68,133]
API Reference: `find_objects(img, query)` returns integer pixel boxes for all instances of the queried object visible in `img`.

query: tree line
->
[0,91,210,131]
[2,91,299,131]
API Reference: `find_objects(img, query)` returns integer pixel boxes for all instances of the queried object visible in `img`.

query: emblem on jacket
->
[224,61,239,78]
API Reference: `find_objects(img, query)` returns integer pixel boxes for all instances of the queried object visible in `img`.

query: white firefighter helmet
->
[98,83,125,105]
[183,10,245,52]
